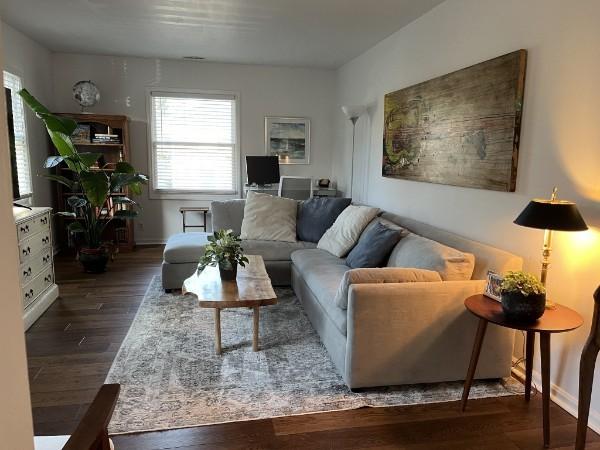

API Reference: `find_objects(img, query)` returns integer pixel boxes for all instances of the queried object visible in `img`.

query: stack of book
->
[92,133,121,144]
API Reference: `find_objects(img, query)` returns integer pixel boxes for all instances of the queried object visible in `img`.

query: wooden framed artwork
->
[382,50,527,192]
[484,271,504,302]
[265,117,310,165]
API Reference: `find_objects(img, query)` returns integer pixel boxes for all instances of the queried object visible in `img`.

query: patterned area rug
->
[106,276,521,434]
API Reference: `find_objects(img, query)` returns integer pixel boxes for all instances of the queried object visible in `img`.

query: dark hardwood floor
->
[26,245,598,449]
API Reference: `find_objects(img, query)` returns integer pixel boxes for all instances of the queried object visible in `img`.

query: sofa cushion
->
[240,191,297,243]
[334,267,442,309]
[242,239,316,261]
[163,232,211,264]
[211,199,245,235]
[291,249,349,335]
[387,233,475,281]
[346,221,402,268]
[297,197,352,243]
[317,205,379,257]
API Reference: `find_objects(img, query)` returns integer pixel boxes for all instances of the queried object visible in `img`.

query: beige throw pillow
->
[317,205,379,257]
[240,191,297,243]
[387,233,475,281]
[334,267,442,309]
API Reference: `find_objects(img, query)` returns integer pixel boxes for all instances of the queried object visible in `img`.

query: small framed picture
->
[484,271,504,302]
[265,116,310,165]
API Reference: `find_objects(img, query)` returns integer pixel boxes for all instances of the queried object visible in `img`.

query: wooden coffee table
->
[182,255,277,355]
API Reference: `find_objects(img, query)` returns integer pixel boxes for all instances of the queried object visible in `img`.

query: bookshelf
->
[53,113,135,252]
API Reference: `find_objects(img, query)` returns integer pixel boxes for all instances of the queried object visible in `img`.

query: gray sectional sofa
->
[162,199,523,389]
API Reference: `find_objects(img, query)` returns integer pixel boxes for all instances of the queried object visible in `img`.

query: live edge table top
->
[182,254,277,308]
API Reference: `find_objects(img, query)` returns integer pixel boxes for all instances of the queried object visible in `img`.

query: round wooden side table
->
[461,294,583,448]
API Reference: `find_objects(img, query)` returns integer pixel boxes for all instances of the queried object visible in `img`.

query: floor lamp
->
[341,105,366,200]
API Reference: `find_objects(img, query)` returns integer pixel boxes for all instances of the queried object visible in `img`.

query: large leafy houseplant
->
[19,89,148,272]
[198,229,249,280]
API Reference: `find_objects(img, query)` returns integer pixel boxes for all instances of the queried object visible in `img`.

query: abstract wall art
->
[382,50,527,192]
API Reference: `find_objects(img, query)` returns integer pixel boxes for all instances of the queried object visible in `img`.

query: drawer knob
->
[23,267,32,277]
[22,246,31,256]
[44,275,52,283]
[20,224,30,233]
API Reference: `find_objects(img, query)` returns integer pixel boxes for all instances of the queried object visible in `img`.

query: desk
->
[243,185,337,198]
[179,207,209,232]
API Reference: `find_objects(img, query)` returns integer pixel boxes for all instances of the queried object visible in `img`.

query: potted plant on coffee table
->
[18,89,148,273]
[500,271,547,322]
[198,229,249,280]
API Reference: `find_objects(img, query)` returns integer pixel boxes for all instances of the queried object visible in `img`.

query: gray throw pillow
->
[346,221,402,268]
[297,197,352,243]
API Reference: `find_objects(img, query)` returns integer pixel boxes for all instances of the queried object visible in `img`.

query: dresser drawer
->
[20,248,53,285]
[22,266,54,309]
[19,230,52,264]
[17,212,50,242]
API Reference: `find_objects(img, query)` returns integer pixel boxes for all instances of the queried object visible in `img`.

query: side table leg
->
[461,318,488,411]
[540,331,551,448]
[214,308,222,355]
[525,331,535,401]
[253,306,260,351]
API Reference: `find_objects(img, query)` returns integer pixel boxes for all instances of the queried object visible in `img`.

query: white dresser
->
[13,206,59,330]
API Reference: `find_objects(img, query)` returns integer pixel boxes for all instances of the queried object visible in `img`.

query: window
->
[3,71,32,198]
[148,90,239,198]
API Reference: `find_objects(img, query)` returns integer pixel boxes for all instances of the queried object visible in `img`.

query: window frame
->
[146,87,241,200]
[3,68,33,202]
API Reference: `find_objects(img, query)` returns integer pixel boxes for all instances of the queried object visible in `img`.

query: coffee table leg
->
[214,308,222,355]
[525,331,535,401]
[461,318,488,411]
[253,306,260,351]
[541,331,551,448]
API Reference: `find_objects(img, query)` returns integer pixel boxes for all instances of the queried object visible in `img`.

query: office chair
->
[278,176,313,200]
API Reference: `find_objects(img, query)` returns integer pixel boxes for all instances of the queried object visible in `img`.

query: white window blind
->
[3,71,32,197]
[150,91,238,195]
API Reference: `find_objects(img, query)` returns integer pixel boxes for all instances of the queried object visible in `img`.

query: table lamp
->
[514,187,588,307]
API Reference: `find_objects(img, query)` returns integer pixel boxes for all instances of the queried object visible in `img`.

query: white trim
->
[512,357,600,434]
[145,87,241,200]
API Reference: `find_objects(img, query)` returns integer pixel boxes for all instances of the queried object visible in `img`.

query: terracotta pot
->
[218,261,238,280]
[501,291,546,323]
[79,247,110,273]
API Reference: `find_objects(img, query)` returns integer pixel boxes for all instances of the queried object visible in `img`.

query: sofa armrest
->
[344,280,514,388]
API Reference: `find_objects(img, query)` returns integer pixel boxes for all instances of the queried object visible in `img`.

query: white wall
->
[51,54,336,242]
[1,22,54,207]
[335,0,600,429]
[0,21,35,450]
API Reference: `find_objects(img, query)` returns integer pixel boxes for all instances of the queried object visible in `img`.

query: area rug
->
[105,276,521,434]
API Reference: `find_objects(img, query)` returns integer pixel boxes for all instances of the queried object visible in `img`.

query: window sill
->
[148,190,240,201]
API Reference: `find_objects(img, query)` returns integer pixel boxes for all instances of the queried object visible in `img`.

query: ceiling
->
[0,0,445,68]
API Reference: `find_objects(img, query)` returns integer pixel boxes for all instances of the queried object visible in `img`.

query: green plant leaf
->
[78,152,102,168]
[80,171,109,208]
[44,174,74,190]
[112,196,139,207]
[115,161,135,173]
[18,89,77,135]
[110,172,149,192]
[67,195,87,209]
[49,130,77,158]
[56,211,77,218]
[67,221,85,232]
[43,155,64,168]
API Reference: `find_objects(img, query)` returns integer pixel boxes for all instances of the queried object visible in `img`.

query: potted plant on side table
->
[18,89,148,273]
[198,229,249,280]
[500,271,547,322]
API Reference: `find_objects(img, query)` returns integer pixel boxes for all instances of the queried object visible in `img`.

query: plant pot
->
[218,261,238,280]
[79,247,110,273]
[501,291,546,323]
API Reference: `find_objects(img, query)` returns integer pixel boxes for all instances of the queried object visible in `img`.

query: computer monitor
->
[246,156,280,186]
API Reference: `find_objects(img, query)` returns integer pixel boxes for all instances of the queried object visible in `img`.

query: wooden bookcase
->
[52,113,135,252]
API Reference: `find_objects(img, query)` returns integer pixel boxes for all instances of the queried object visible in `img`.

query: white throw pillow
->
[387,233,475,281]
[317,205,378,257]
[240,191,297,243]
[334,267,442,309]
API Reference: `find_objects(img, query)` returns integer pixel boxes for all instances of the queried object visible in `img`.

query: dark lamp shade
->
[514,199,588,231]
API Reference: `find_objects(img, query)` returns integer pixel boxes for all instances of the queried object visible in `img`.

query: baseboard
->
[512,357,600,434]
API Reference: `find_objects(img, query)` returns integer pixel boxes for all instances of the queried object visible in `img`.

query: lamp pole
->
[349,116,358,200]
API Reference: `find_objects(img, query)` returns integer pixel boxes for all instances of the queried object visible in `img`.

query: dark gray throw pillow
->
[345,221,402,269]
[297,197,352,243]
